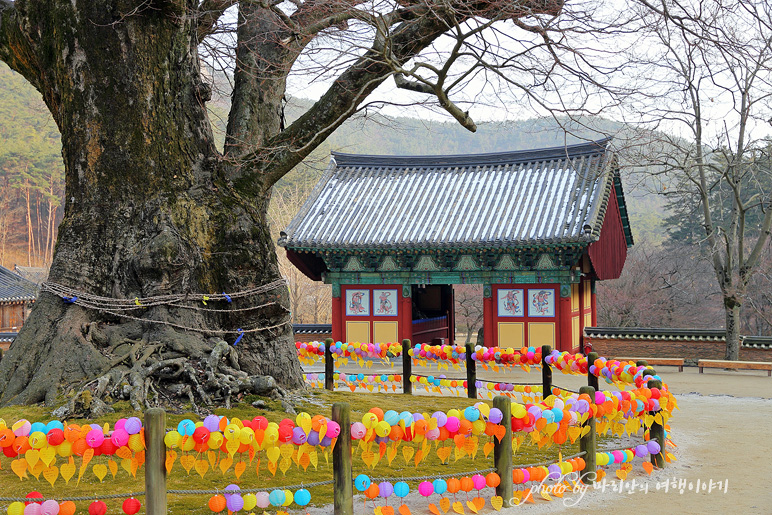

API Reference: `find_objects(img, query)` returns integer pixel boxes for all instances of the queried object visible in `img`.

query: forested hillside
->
[0,64,64,268]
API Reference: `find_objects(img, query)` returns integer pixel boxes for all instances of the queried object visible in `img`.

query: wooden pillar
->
[578,386,597,484]
[465,343,477,399]
[587,351,599,391]
[332,403,353,515]
[493,396,514,507]
[144,408,167,514]
[590,279,597,327]
[402,339,412,395]
[483,284,494,348]
[646,372,666,468]
[400,286,412,342]
[541,344,553,400]
[331,286,343,342]
[448,286,455,346]
[558,285,572,352]
[324,337,334,391]
[578,280,587,352]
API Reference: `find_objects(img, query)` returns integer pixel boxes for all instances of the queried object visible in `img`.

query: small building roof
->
[279,138,633,252]
[0,332,17,343]
[0,265,38,303]
[13,266,48,285]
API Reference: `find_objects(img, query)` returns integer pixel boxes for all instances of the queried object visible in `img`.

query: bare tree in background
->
[454,284,484,344]
[627,0,772,359]
[268,183,331,325]
[0,0,627,408]
[596,239,722,328]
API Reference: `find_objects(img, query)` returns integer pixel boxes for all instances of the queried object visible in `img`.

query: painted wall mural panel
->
[345,289,370,316]
[528,288,555,317]
[497,289,524,317]
[373,289,398,316]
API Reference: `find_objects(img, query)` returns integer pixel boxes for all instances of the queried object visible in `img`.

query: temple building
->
[278,138,633,352]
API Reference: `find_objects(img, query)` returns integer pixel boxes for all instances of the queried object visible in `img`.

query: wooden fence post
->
[332,403,353,515]
[541,345,552,400]
[645,372,666,468]
[492,396,513,507]
[587,351,599,391]
[144,408,167,515]
[578,386,597,484]
[324,337,334,391]
[402,339,412,395]
[465,343,477,399]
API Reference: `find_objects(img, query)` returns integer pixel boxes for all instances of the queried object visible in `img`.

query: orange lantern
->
[13,436,31,454]
[0,428,14,447]
[64,425,81,443]
[59,501,76,515]
[368,408,384,421]
[311,415,326,431]
[447,478,461,494]
[486,472,501,488]
[459,477,474,492]
[208,495,227,512]
[366,484,380,499]
[71,438,88,456]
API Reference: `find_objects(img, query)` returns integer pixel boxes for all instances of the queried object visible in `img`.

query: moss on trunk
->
[0,1,304,408]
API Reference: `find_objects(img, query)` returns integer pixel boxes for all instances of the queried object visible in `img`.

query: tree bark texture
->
[0,1,302,407]
[724,299,741,361]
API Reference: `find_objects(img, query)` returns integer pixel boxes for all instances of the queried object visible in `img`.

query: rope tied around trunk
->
[40,279,290,335]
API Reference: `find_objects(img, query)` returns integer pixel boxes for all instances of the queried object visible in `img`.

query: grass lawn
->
[0,390,579,513]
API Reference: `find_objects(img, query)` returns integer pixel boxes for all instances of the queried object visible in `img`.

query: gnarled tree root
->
[75,332,287,416]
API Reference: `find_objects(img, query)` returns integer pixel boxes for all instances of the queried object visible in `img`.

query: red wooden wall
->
[588,188,628,280]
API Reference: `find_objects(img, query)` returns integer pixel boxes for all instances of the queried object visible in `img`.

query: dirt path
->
[308,364,772,514]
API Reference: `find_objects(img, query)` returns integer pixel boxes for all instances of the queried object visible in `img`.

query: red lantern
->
[88,500,107,515]
[122,498,142,515]
[26,492,44,505]
[46,429,65,446]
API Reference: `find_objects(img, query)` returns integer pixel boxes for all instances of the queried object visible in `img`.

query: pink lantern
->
[418,481,434,497]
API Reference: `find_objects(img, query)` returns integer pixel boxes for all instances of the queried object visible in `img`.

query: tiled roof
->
[585,327,772,349]
[13,266,48,285]
[584,327,727,341]
[0,265,38,302]
[293,324,333,335]
[280,138,631,251]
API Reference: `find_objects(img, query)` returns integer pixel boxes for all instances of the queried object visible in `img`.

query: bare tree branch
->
[195,0,238,40]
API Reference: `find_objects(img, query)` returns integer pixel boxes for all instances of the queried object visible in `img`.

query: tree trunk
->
[45,177,54,265]
[24,180,33,267]
[724,298,741,360]
[0,2,303,408]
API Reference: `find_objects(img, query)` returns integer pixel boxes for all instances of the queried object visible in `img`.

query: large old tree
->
[0,0,605,409]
